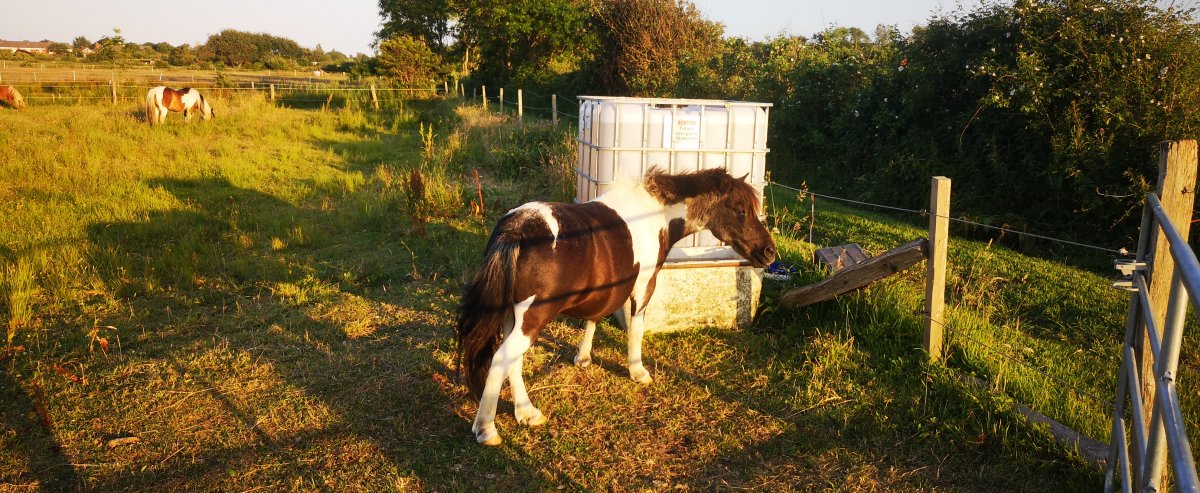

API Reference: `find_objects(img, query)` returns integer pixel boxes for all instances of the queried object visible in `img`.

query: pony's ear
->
[736,173,750,183]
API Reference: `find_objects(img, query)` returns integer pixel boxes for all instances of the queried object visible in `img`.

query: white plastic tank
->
[576,96,771,262]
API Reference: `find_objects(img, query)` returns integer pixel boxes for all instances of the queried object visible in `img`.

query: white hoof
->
[574,354,592,367]
[629,365,653,385]
[473,421,502,446]
[515,406,548,427]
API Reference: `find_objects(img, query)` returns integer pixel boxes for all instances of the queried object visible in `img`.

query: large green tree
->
[585,0,723,96]
[376,35,444,86]
[72,36,91,51]
[203,29,311,68]
[376,0,453,55]
[455,0,594,87]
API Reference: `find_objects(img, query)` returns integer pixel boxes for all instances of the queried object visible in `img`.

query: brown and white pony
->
[0,85,26,109]
[145,86,214,125]
[457,168,777,445]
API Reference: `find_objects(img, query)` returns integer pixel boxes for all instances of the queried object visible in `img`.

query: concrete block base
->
[618,261,763,333]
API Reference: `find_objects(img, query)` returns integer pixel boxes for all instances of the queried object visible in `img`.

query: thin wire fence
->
[768,181,1132,255]
[6,80,446,107]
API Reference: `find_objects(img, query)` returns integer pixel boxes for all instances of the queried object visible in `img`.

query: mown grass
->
[0,92,1157,491]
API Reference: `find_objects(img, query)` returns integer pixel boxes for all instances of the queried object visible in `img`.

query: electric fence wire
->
[768,181,1132,255]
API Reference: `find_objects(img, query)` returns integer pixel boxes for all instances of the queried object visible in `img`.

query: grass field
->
[0,92,1184,491]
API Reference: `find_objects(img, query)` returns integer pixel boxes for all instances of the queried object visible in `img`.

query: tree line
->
[2,29,360,73]
[374,0,1200,244]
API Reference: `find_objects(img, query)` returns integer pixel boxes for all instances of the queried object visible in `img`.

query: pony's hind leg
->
[471,295,545,445]
[574,320,597,367]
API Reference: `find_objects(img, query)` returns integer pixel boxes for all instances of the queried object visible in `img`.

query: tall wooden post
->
[482,86,487,110]
[552,94,558,125]
[110,81,117,105]
[517,89,523,122]
[269,83,276,101]
[924,176,951,362]
[1136,140,1198,487]
[443,80,448,95]
[369,84,379,110]
[499,88,505,114]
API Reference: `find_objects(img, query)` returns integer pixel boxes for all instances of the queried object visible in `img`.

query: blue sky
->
[1,1,1195,56]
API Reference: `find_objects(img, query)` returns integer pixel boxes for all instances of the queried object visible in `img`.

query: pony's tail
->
[145,90,156,125]
[456,228,521,399]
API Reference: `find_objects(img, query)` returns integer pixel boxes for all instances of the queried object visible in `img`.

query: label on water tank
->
[664,113,701,149]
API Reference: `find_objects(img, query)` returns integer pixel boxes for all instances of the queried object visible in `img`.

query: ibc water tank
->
[576,96,771,262]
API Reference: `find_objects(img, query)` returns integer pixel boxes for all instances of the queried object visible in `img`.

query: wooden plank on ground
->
[779,238,928,310]
[814,243,867,273]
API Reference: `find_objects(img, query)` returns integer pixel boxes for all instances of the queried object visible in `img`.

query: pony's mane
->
[643,168,758,207]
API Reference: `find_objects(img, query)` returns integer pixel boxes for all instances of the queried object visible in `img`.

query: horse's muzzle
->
[734,240,776,268]
[750,244,777,268]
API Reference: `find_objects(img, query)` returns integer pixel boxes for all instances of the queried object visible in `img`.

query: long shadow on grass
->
[82,177,565,490]
[520,289,1100,490]
[639,299,1098,490]
[0,369,82,490]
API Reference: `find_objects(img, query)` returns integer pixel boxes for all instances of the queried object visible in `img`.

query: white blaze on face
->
[510,202,560,249]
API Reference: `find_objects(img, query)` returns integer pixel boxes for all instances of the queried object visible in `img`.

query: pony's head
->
[198,95,214,120]
[647,168,777,267]
[2,86,25,110]
[700,173,776,268]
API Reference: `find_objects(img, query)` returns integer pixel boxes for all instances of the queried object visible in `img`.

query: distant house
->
[0,40,54,54]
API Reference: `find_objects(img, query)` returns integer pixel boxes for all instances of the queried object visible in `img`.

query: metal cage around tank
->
[575,96,771,262]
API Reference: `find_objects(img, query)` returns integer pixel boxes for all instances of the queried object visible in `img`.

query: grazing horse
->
[0,85,25,109]
[145,86,214,125]
[457,168,777,445]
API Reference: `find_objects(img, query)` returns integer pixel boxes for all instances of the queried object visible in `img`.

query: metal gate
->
[1105,191,1200,492]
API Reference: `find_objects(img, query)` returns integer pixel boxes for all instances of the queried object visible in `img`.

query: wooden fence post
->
[518,89,523,122]
[552,94,558,125]
[370,84,379,110]
[1136,140,1199,483]
[110,81,117,105]
[924,176,951,362]
[269,84,276,101]
[482,86,487,110]
[499,88,505,114]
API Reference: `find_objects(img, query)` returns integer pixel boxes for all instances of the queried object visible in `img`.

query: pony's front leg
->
[625,302,652,384]
[574,320,597,367]
[508,356,546,427]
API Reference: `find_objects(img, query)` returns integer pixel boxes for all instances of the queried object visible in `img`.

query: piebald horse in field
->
[145,86,214,125]
[457,168,777,445]
[0,85,25,109]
